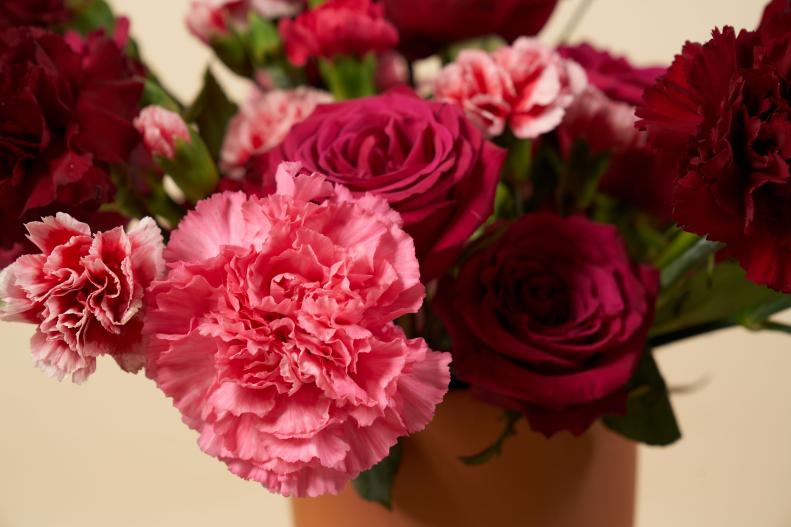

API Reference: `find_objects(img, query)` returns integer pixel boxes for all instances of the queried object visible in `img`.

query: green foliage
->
[652,262,786,338]
[184,69,238,161]
[603,350,681,446]
[319,54,378,100]
[352,443,403,509]
[458,410,521,465]
[209,14,282,78]
[155,129,219,204]
[66,0,116,34]
[555,139,610,214]
[140,78,181,113]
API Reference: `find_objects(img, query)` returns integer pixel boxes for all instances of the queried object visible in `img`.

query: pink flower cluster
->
[220,88,332,178]
[144,163,451,496]
[434,37,587,139]
[0,215,164,383]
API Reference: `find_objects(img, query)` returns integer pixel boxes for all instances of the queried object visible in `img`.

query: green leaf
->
[155,129,219,204]
[185,69,238,161]
[246,14,282,65]
[603,350,681,446]
[318,54,377,100]
[352,443,402,509]
[140,78,181,112]
[652,262,786,338]
[658,235,723,290]
[458,410,521,465]
[67,0,116,34]
[555,139,610,214]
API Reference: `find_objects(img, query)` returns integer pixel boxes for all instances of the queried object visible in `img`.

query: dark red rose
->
[637,19,791,291]
[434,214,659,436]
[0,27,143,266]
[242,90,506,280]
[0,0,68,29]
[383,0,558,59]
[558,43,665,107]
[279,0,398,66]
[556,43,673,221]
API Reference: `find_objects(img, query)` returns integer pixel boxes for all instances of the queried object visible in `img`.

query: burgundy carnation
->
[637,18,791,291]
[0,0,68,29]
[279,0,398,67]
[243,90,506,280]
[557,43,672,220]
[383,0,558,59]
[558,43,665,107]
[434,214,659,436]
[0,27,142,267]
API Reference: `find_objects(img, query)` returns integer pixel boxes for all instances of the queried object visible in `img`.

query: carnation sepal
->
[352,442,403,509]
[318,54,377,100]
[67,0,116,35]
[154,128,219,204]
[458,410,521,465]
[209,13,282,77]
[555,139,610,215]
[185,68,239,161]
[602,349,681,447]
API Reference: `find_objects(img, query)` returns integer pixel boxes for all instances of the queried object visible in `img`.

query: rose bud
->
[135,106,218,204]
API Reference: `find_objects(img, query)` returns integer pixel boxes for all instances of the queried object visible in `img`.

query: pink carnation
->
[434,49,514,137]
[220,88,332,178]
[251,0,304,18]
[144,162,451,497]
[134,106,192,160]
[186,0,250,43]
[435,38,587,139]
[0,214,165,383]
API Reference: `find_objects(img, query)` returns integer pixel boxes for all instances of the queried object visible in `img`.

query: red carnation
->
[0,0,68,29]
[279,0,398,66]
[637,14,791,291]
[383,0,558,59]
[434,214,658,436]
[0,27,143,267]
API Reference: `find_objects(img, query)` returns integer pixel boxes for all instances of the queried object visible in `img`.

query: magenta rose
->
[637,16,791,291]
[0,27,143,267]
[0,0,68,28]
[279,0,399,67]
[244,90,506,280]
[434,213,659,436]
[383,0,558,59]
[558,43,665,107]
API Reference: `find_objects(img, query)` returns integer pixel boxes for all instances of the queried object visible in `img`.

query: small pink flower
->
[186,0,250,43]
[134,106,191,160]
[220,88,332,178]
[1,214,165,383]
[145,162,450,497]
[279,0,399,67]
[434,49,514,137]
[251,0,304,18]
[493,37,587,139]
[375,50,409,92]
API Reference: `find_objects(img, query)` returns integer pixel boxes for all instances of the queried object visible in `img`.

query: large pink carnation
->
[0,214,165,383]
[144,162,451,497]
[220,88,332,178]
[434,38,587,139]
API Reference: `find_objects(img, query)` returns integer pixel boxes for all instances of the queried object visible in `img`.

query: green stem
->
[650,320,735,348]
[660,238,724,290]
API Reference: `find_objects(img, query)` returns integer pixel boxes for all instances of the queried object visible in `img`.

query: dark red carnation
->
[637,18,791,291]
[758,0,791,34]
[241,90,506,280]
[434,214,659,436]
[383,0,558,59]
[557,44,672,221]
[0,27,143,266]
[558,43,665,107]
[0,0,68,29]
[279,0,398,66]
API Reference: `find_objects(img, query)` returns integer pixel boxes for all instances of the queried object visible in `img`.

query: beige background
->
[1,1,786,526]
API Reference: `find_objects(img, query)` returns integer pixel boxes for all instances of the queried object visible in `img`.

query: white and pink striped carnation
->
[0,214,165,383]
[134,106,192,160]
[434,37,587,139]
[220,88,332,178]
[144,162,451,497]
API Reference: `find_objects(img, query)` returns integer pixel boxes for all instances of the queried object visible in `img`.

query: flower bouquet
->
[2,0,791,524]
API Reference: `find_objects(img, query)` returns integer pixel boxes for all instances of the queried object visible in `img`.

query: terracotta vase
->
[293,391,636,527]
